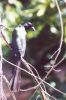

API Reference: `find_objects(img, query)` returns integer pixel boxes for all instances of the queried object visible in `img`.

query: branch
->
[3,57,66,97]
[3,75,16,100]
[51,0,64,62]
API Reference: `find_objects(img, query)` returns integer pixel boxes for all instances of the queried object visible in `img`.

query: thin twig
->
[3,75,16,100]
[3,57,66,97]
[44,56,65,80]
[28,89,37,100]
[42,0,64,92]
[21,57,47,100]
[52,0,64,62]
[21,58,46,89]
[50,49,59,59]
[0,17,8,99]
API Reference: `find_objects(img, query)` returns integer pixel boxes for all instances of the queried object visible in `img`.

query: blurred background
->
[0,0,66,100]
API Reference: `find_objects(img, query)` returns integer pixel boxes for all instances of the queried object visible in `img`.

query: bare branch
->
[3,75,16,100]
[51,0,64,62]
[3,57,66,97]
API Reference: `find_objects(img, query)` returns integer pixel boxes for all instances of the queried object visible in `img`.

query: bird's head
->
[22,22,35,31]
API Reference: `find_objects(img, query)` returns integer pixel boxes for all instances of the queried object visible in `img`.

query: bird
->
[10,22,35,92]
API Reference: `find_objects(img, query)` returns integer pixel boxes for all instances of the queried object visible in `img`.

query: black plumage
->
[10,22,35,91]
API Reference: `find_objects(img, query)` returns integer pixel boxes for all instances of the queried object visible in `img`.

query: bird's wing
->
[16,37,26,57]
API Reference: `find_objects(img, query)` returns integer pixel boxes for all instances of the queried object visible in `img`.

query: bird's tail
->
[10,73,15,90]
[10,60,21,92]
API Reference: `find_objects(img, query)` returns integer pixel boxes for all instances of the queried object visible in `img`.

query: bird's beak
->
[31,26,35,31]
